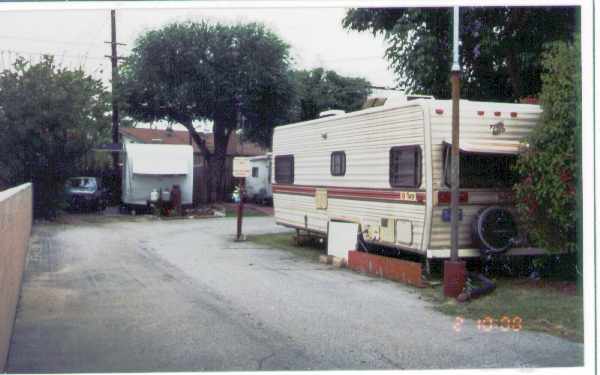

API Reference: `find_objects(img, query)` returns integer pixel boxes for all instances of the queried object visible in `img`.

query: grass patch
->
[419,278,583,342]
[246,232,325,262]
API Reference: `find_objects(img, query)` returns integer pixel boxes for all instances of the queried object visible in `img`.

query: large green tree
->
[240,68,371,145]
[120,21,294,201]
[290,68,371,121]
[0,56,110,217]
[343,7,577,101]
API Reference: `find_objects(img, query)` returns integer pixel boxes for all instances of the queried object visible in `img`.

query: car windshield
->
[67,178,97,191]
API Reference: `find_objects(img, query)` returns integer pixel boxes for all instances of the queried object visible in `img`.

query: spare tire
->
[472,206,517,254]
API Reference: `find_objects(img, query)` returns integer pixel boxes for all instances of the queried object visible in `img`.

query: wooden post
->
[236,178,245,241]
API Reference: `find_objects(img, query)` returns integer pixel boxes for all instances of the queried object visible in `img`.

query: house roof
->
[119,127,267,156]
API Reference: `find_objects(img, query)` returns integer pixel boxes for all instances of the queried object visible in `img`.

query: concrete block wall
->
[0,183,32,371]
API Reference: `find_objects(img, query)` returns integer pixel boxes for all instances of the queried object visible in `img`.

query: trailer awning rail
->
[442,140,528,155]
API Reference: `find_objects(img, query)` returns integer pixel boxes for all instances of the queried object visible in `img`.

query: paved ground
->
[221,202,274,216]
[7,214,583,372]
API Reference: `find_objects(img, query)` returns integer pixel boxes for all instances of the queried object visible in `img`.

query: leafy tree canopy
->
[120,21,294,152]
[0,56,110,217]
[241,68,371,145]
[343,7,577,101]
[288,67,371,122]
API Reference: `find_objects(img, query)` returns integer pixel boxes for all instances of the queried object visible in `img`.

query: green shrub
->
[513,36,580,254]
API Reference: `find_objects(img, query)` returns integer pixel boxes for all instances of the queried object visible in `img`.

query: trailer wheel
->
[472,206,517,255]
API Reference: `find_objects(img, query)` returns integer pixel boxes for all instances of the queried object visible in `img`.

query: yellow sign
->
[399,192,417,201]
[315,188,328,209]
[232,157,250,178]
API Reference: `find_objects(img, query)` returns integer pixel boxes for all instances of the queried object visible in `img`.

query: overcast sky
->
[0,6,397,91]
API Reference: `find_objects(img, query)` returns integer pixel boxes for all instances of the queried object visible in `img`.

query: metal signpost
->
[444,6,467,297]
[233,157,250,241]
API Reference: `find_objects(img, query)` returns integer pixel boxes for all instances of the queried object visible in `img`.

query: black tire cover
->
[472,206,517,254]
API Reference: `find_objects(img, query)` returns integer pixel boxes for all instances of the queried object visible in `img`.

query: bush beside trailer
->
[271,98,545,259]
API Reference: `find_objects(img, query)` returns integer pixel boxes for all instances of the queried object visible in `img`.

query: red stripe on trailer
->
[272,184,426,204]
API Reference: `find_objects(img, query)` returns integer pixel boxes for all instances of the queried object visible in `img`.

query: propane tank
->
[171,185,182,216]
[161,188,171,202]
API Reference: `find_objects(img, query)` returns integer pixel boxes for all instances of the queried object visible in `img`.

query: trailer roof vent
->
[383,94,434,107]
[319,109,346,118]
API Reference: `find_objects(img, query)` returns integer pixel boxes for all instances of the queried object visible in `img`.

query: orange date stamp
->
[454,315,523,332]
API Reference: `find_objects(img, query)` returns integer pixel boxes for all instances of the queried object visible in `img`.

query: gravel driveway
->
[7,214,583,372]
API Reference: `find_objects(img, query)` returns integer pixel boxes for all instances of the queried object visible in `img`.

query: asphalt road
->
[7,214,583,372]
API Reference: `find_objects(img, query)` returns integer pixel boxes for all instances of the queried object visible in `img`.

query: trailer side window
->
[330,151,346,176]
[252,167,259,178]
[389,146,421,188]
[275,155,294,184]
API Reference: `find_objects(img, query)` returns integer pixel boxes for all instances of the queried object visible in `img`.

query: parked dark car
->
[65,177,109,211]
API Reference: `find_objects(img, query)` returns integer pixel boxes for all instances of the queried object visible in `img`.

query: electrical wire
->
[0,48,105,62]
[0,34,100,47]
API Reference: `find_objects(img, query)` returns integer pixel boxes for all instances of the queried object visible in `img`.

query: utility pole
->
[443,6,467,298]
[106,10,122,168]
[105,9,126,203]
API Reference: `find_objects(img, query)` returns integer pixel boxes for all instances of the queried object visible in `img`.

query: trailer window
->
[389,146,421,188]
[275,155,294,184]
[443,146,518,188]
[330,151,346,176]
[252,167,259,178]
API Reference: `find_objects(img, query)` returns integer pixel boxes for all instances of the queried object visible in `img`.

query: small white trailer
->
[272,97,544,259]
[122,143,194,208]
[244,154,272,204]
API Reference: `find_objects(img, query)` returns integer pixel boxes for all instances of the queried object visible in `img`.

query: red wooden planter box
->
[347,251,424,287]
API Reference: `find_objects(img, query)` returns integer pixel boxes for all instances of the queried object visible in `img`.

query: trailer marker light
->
[510,112,517,118]
[438,191,469,204]
[494,111,501,117]
[435,108,444,115]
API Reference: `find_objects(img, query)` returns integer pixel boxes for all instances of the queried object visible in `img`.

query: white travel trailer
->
[122,143,194,208]
[244,154,273,204]
[272,98,544,259]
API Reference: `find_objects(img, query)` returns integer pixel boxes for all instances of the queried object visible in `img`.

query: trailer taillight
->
[437,191,468,204]
[510,112,517,118]
[494,111,501,117]
[477,111,484,116]
[435,108,444,115]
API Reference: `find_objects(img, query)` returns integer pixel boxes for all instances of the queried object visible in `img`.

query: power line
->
[0,34,100,47]
[319,55,385,63]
